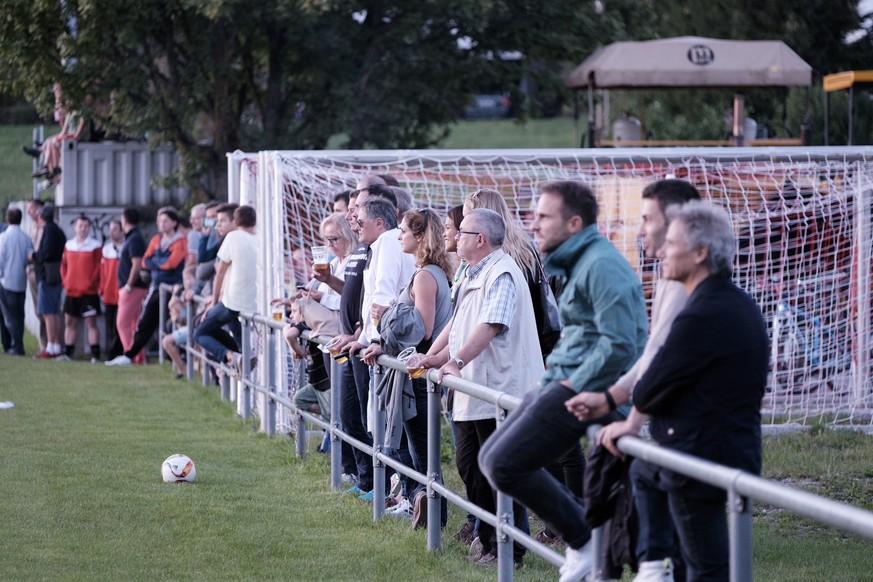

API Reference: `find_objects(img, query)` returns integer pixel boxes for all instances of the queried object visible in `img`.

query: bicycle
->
[770,272,852,394]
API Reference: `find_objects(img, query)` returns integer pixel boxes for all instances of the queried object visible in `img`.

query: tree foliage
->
[0,0,869,195]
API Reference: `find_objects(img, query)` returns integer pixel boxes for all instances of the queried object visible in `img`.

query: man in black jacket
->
[31,205,67,358]
[602,201,768,581]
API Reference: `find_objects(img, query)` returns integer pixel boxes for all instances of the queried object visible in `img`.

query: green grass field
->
[0,125,38,209]
[2,331,873,581]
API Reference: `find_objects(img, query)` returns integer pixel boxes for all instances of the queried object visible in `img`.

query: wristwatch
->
[452,356,465,370]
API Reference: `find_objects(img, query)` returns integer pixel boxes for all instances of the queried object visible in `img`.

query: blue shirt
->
[0,225,34,293]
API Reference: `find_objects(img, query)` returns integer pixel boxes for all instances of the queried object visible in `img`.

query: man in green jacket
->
[479,180,647,582]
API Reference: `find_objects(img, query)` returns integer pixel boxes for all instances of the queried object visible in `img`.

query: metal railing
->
[157,285,873,582]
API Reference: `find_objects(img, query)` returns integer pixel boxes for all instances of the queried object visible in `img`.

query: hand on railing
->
[361,343,382,366]
[595,409,645,459]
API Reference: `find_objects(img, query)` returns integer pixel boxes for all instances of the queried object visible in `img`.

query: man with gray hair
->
[409,208,543,568]
[601,201,768,581]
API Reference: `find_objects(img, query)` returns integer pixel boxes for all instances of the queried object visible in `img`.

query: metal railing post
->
[494,401,514,580]
[372,364,386,521]
[426,374,442,551]
[261,326,276,435]
[496,490,514,581]
[185,296,194,381]
[158,285,167,365]
[728,490,753,582]
[219,369,230,401]
[590,526,605,581]
[239,317,251,419]
[329,354,342,489]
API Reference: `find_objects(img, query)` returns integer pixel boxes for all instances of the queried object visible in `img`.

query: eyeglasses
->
[324,236,341,245]
[455,230,480,239]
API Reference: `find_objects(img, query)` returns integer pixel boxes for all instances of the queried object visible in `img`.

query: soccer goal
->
[229,147,873,427]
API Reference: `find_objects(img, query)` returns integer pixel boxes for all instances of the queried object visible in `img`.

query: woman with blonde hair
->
[463,188,560,356]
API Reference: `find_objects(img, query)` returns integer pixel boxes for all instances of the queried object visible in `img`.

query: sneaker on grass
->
[105,355,132,366]
[559,540,593,582]
[386,497,413,519]
[345,485,366,496]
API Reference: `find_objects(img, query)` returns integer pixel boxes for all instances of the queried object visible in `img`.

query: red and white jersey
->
[60,237,102,297]
[100,241,121,305]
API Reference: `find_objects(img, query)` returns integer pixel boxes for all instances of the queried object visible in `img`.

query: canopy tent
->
[823,70,873,146]
[565,36,813,146]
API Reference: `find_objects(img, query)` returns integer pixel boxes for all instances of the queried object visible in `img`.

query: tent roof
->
[565,37,812,89]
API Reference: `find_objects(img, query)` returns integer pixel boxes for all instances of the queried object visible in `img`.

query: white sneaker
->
[633,558,674,582]
[386,497,413,519]
[341,473,358,486]
[559,540,593,582]
[105,355,132,366]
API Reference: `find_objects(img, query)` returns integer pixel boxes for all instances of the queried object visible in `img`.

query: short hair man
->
[568,178,701,579]
[607,202,768,581]
[332,190,350,214]
[115,207,149,363]
[31,205,67,359]
[477,181,648,582]
[186,203,206,268]
[0,208,34,355]
[59,215,103,361]
[408,207,544,567]
[347,197,415,355]
[99,219,126,360]
[193,205,258,374]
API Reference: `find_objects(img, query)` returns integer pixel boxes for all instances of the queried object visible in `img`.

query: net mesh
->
[239,148,873,426]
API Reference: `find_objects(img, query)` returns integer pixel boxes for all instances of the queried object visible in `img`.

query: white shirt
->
[615,278,688,395]
[217,229,259,313]
[318,253,351,311]
[360,228,415,344]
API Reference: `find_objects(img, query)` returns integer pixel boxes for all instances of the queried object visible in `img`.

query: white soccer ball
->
[161,454,196,483]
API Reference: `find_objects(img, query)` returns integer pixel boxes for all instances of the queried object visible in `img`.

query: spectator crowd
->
[0,174,768,582]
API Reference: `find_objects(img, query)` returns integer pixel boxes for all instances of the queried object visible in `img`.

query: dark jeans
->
[479,382,622,550]
[0,287,26,354]
[193,301,241,363]
[339,356,374,490]
[103,303,124,360]
[456,418,529,560]
[669,491,728,581]
[125,287,168,358]
[542,440,586,537]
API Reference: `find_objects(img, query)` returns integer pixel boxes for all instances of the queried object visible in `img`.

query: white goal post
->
[229,147,873,426]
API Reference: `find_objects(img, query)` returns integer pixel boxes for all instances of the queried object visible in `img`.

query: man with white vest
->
[409,208,543,569]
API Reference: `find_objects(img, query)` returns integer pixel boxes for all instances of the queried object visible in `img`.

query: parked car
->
[463,93,512,119]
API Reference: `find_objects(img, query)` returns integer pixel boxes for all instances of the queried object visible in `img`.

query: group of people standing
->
[285,175,767,582]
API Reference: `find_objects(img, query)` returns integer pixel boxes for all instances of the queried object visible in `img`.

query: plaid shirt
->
[449,251,517,353]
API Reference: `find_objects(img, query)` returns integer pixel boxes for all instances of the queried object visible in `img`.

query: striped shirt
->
[449,250,517,353]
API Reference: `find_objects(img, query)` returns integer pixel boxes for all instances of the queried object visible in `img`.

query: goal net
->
[232,148,873,427]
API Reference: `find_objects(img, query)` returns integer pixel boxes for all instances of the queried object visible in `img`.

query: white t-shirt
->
[217,229,258,313]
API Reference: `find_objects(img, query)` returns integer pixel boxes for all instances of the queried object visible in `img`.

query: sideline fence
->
[158,284,873,582]
[229,147,873,426]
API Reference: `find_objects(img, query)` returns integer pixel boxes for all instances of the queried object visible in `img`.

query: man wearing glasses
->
[407,208,543,569]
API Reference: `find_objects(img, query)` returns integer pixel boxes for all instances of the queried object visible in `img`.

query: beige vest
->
[450,250,544,421]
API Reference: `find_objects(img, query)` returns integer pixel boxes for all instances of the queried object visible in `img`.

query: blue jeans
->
[193,302,241,363]
[631,460,686,574]
[479,382,622,550]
